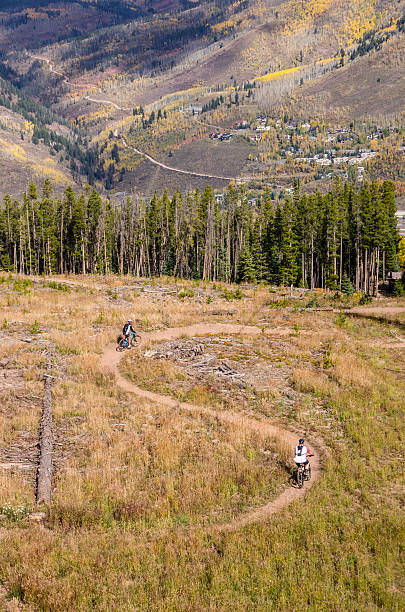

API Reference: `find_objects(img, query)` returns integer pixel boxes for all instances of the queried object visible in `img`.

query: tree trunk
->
[375,249,380,297]
[82,235,86,275]
[36,375,53,505]
[26,204,32,275]
[382,250,386,283]
[60,210,64,274]
[310,235,314,289]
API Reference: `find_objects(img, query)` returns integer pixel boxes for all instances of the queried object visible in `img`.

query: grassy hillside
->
[0,274,404,609]
[287,30,405,120]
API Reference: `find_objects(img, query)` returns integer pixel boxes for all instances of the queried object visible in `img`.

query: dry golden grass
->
[0,275,293,530]
[0,274,404,610]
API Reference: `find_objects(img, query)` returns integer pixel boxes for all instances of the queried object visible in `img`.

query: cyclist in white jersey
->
[294,438,312,474]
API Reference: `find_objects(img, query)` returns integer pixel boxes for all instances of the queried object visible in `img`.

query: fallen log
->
[36,374,53,505]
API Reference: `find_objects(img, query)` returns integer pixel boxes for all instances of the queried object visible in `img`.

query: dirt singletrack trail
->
[100,323,322,531]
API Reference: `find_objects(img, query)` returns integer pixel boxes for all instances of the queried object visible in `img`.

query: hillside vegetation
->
[0,274,404,609]
[0,180,401,297]
[0,0,403,198]
[0,7,405,604]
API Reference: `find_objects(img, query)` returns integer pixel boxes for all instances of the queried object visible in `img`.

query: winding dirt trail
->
[29,55,242,181]
[121,137,236,182]
[29,55,129,110]
[30,55,249,182]
[100,323,322,531]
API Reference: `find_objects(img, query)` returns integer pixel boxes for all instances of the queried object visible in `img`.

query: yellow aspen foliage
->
[24,120,34,133]
[398,238,405,271]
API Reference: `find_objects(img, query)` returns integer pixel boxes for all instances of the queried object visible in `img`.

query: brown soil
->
[100,323,323,531]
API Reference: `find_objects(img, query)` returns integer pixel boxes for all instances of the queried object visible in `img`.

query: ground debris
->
[144,337,247,384]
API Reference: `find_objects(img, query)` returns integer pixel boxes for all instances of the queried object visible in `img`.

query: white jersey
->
[294,445,308,464]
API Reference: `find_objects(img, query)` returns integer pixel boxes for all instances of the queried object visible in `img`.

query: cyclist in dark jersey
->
[122,319,135,347]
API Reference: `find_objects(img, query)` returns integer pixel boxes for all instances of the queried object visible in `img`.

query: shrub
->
[13,278,32,293]
[341,273,354,296]
[335,311,346,327]
[268,298,289,309]
[393,280,405,297]
[48,281,70,292]
[359,293,372,305]
[305,295,318,308]
[30,320,42,334]
[178,288,194,299]
[219,289,244,301]
[323,350,334,369]
[94,312,105,324]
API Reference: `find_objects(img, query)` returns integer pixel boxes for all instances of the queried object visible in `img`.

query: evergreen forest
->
[0,179,400,295]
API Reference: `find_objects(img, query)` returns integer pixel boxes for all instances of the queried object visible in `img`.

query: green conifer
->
[341,273,354,295]
[237,244,256,283]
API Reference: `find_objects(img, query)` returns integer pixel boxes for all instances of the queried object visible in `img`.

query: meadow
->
[0,273,404,611]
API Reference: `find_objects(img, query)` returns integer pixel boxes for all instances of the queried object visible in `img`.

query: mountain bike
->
[116,331,142,352]
[295,455,313,488]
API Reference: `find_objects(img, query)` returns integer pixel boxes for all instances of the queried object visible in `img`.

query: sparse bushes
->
[48,281,70,292]
[359,293,373,305]
[268,297,289,308]
[221,288,243,301]
[393,280,405,297]
[178,288,194,299]
[12,278,32,294]
[30,319,42,334]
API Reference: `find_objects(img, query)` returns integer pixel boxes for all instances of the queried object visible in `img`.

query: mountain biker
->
[294,438,312,475]
[122,319,135,348]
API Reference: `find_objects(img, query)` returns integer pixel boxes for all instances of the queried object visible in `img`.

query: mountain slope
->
[287,28,405,119]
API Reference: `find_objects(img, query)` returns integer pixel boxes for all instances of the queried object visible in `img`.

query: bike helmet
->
[128,319,133,322]
[299,438,304,444]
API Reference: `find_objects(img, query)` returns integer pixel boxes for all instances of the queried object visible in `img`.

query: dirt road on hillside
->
[100,323,322,531]
[121,138,236,181]
[29,55,129,110]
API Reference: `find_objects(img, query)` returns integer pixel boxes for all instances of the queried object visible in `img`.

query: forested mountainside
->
[0,179,400,296]
[0,0,403,201]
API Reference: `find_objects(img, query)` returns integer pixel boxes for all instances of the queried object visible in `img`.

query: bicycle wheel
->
[116,339,126,352]
[297,467,304,488]
[130,334,141,347]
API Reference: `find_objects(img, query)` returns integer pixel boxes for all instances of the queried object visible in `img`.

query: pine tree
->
[382,180,399,276]
[0,179,399,286]
[341,273,354,295]
[237,243,256,283]
[276,197,297,286]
